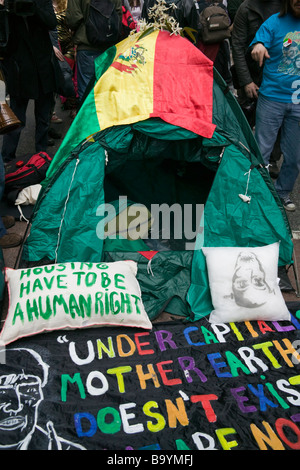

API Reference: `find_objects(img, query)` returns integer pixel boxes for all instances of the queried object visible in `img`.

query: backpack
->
[5,152,52,204]
[199,2,231,44]
[85,0,120,47]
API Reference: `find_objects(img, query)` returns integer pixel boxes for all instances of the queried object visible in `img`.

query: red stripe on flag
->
[151,31,215,138]
[111,61,138,74]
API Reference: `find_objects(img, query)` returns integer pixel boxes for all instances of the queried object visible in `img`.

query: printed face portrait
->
[0,349,48,449]
[232,252,274,308]
[0,373,43,448]
[287,43,299,59]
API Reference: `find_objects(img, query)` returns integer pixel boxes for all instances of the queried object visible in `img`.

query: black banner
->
[0,303,300,451]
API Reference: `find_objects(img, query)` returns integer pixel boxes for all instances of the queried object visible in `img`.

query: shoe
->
[51,113,62,124]
[2,215,15,229]
[47,138,55,146]
[48,127,62,139]
[278,265,294,292]
[269,161,280,179]
[280,196,296,212]
[0,233,22,248]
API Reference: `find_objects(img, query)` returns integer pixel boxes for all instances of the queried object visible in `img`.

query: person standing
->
[52,0,78,118]
[232,0,282,104]
[66,0,122,103]
[0,0,58,163]
[251,0,300,212]
[196,0,233,87]
[227,0,244,23]
[231,0,282,177]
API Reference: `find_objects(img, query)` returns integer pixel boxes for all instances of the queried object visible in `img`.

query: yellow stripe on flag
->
[93,31,159,130]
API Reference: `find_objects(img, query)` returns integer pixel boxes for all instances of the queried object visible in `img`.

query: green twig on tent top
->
[132,0,197,42]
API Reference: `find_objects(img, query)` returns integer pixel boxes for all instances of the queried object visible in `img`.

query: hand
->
[53,46,65,62]
[0,0,4,6]
[251,43,270,67]
[244,82,259,100]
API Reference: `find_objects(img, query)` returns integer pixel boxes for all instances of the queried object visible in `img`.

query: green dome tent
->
[20,30,294,321]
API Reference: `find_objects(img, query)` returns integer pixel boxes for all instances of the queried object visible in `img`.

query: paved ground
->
[1,96,300,306]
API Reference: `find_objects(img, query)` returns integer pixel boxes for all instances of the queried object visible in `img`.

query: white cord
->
[16,205,29,223]
[147,258,154,276]
[244,168,251,197]
[55,158,80,263]
[238,168,252,203]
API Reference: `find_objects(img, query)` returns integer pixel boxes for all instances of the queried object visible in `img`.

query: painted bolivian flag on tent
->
[44,29,215,183]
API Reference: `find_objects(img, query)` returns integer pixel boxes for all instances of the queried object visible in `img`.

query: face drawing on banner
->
[231,251,275,308]
[0,348,85,450]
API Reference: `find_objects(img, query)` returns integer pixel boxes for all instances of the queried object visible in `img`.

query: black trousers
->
[2,91,53,162]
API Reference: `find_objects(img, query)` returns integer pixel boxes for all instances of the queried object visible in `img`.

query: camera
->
[5,0,35,16]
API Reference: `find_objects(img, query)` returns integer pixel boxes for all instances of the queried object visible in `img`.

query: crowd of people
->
[0,0,299,249]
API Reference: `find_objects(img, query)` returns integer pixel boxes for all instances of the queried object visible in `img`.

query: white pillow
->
[202,243,290,323]
[1,260,152,345]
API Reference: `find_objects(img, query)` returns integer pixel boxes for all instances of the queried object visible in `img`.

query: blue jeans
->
[76,50,102,102]
[0,154,6,238]
[255,94,300,199]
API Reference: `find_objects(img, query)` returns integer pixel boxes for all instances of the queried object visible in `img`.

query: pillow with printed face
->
[202,243,291,323]
[1,260,152,345]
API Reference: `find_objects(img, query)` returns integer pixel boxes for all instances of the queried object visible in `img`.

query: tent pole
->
[291,247,300,297]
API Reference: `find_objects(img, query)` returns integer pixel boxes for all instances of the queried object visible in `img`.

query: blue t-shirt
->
[250,13,300,102]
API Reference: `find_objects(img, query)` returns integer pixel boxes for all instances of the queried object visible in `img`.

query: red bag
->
[121,5,136,39]
[5,152,52,194]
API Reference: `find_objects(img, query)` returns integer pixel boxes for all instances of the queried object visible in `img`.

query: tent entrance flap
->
[103,157,215,252]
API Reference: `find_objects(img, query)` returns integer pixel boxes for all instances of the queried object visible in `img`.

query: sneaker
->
[0,233,22,248]
[2,215,15,229]
[51,112,62,124]
[281,197,296,212]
